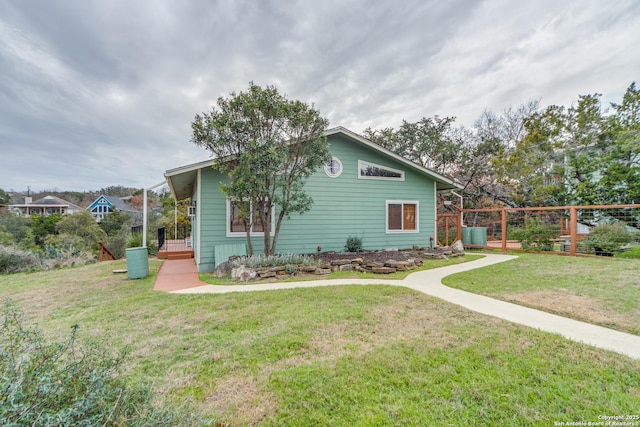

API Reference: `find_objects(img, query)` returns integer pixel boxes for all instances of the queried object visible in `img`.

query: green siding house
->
[165,127,461,272]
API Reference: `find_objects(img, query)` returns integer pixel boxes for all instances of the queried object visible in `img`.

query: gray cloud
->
[1,0,638,192]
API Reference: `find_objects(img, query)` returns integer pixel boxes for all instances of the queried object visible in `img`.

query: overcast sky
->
[1,0,639,193]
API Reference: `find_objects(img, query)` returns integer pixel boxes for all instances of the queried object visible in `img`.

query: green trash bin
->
[470,227,488,246]
[126,247,149,279]
[461,227,472,245]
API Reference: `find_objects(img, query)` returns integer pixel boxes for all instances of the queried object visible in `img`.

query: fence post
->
[501,209,507,252]
[570,207,577,256]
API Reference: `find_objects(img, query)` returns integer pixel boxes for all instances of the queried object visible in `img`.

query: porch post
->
[142,181,167,248]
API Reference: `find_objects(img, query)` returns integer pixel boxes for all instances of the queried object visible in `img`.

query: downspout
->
[143,181,167,248]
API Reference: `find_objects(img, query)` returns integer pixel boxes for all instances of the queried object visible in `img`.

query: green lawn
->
[444,252,640,335]
[1,258,639,426]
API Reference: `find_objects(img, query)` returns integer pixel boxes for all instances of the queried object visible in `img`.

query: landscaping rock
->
[259,271,277,278]
[232,265,257,282]
[331,259,352,266]
[396,261,411,271]
[315,268,331,275]
[451,240,465,255]
[372,267,396,274]
[214,261,231,278]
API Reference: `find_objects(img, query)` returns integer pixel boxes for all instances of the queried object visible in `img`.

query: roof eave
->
[326,127,463,190]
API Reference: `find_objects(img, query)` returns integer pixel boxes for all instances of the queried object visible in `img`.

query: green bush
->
[127,232,143,248]
[0,300,207,426]
[345,235,363,253]
[0,245,43,274]
[510,217,559,251]
[583,223,635,254]
[104,232,128,259]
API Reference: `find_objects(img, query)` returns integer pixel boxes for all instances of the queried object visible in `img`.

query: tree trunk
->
[245,229,253,255]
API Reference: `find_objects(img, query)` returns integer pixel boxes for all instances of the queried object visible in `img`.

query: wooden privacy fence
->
[458,204,640,256]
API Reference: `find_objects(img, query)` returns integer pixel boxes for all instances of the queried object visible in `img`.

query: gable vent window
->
[358,160,404,181]
[324,157,343,178]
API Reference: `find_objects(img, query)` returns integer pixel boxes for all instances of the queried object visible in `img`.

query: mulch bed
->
[310,247,454,264]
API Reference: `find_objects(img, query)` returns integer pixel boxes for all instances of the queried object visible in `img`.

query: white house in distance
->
[9,195,83,217]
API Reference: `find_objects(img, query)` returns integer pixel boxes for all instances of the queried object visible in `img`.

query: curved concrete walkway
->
[169,254,640,360]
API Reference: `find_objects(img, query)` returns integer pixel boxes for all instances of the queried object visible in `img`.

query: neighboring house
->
[164,127,462,272]
[9,195,82,217]
[87,195,142,224]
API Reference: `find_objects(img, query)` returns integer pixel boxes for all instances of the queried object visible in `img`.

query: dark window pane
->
[388,204,402,230]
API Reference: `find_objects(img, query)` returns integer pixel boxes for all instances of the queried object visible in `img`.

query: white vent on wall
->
[188,206,196,217]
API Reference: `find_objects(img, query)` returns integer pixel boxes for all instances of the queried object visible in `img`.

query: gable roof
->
[10,195,82,211]
[165,126,462,200]
[88,195,140,213]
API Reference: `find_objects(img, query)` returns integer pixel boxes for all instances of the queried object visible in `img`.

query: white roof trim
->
[164,127,462,189]
[325,126,462,189]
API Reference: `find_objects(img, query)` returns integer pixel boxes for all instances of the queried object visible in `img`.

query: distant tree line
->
[364,82,640,208]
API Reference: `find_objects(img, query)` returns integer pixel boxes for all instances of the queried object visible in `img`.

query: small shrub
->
[345,235,363,253]
[126,233,158,255]
[285,264,296,274]
[510,217,559,251]
[583,222,634,254]
[0,300,206,426]
[0,245,43,274]
[104,232,128,259]
[127,232,143,248]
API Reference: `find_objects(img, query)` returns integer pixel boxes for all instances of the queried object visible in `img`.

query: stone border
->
[225,241,466,282]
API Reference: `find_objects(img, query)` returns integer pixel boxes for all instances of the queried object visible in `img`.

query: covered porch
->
[158,238,193,260]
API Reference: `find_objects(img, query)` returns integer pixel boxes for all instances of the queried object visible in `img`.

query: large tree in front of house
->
[191,83,330,255]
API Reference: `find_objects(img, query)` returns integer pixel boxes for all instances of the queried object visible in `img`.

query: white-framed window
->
[358,160,404,181]
[386,201,419,233]
[324,157,343,178]
[226,199,275,237]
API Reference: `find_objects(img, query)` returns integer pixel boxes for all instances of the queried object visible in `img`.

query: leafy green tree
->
[55,211,107,252]
[0,227,13,246]
[0,189,9,205]
[364,116,461,174]
[493,106,566,206]
[0,212,30,246]
[191,83,330,255]
[30,214,62,247]
[603,82,640,204]
[98,210,131,236]
[494,85,639,207]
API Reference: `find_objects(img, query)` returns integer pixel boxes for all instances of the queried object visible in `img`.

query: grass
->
[0,258,639,425]
[199,254,483,285]
[617,243,640,259]
[444,252,640,335]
